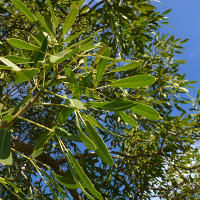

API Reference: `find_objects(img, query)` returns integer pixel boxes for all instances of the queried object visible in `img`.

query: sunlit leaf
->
[110,61,141,72]
[111,75,155,88]
[7,38,40,51]
[0,57,20,71]
[12,0,36,22]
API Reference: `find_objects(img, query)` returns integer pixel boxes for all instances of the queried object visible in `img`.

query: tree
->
[0,0,200,199]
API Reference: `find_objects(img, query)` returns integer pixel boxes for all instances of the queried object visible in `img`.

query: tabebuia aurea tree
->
[0,0,200,199]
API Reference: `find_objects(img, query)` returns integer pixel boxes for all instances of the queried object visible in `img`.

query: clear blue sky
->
[156,0,200,97]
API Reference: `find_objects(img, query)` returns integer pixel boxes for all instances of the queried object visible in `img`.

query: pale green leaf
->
[4,55,31,64]
[65,99,86,110]
[0,57,21,71]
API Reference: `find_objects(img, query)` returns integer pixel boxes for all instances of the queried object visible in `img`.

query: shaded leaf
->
[4,55,31,64]
[0,130,12,165]
[75,114,97,150]
[68,150,103,200]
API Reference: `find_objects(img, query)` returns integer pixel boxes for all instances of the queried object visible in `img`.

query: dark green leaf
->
[68,150,103,200]
[0,130,12,165]
[85,121,113,166]
[4,55,31,64]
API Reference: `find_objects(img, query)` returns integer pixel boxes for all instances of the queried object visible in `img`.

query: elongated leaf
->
[85,121,113,166]
[65,99,86,110]
[62,31,83,43]
[0,130,12,165]
[50,48,78,64]
[15,68,40,84]
[0,57,20,71]
[75,114,96,150]
[95,47,110,86]
[0,65,12,70]
[62,1,83,37]
[4,55,31,64]
[33,132,54,152]
[52,171,78,189]
[68,150,103,200]
[7,38,40,51]
[111,75,155,88]
[110,61,141,72]
[12,0,36,22]
[118,111,138,127]
[89,99,136,111]
[56,127,80,142]
[47,0,58,29]
[35,12,53,35]
[130,102,160,121]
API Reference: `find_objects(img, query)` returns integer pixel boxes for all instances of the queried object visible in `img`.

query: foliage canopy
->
[0,0,200,199]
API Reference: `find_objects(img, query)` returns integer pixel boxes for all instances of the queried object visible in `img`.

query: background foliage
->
[0,0,200,199]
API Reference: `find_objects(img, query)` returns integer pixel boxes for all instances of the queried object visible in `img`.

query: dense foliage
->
[0,0,200,199]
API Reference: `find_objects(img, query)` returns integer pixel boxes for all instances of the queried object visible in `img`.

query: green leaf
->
[55,127,80,142]
[95,47,110,86]
[12,0,36,22]
[89,99,136,111]
[62,1,83,37]
[110,61,141,72]
[49,48,78,64]
[68,150,103,200]
[47,0,58,29]
[4,56,31,64]
[35,12,53,35]
[0,57,21,71]
[33,132,54,153]
[130,102,160,121]
[0,130,12,165]
[118,111,138,127]
[52,172,78,189]
[85,120,113,167]
[111,75,155,88]
[62,31,83,43]
[162,9,172,15]
[64,99,86,110]
[7,38,40,51]
[15,68,40,84]
[0,65,13,70]
[31,147,44,159]
[75,114,97,150]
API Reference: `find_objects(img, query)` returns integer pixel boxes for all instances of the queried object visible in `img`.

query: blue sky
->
[156,0,200,97]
